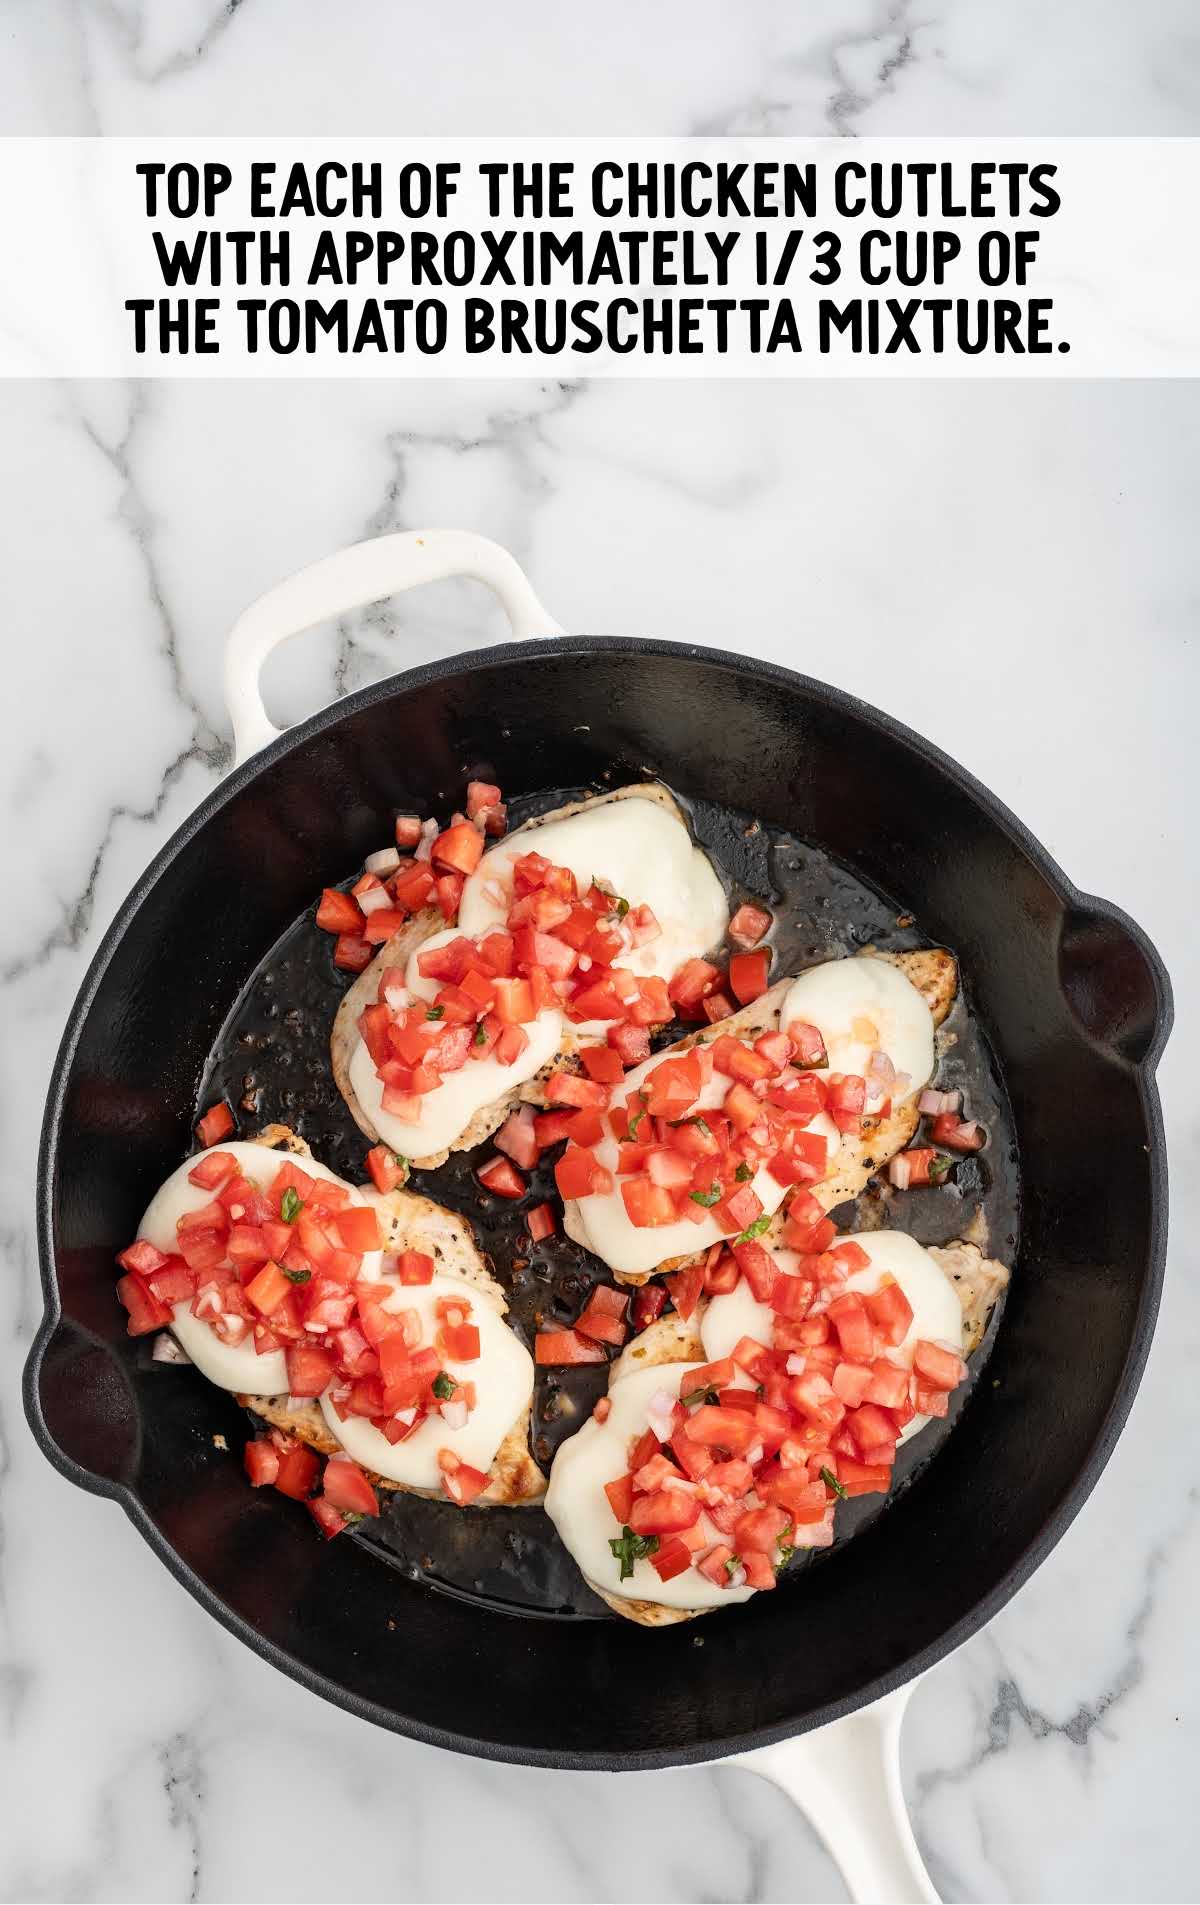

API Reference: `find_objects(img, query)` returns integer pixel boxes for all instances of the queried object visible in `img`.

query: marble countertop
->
[2,6,1198,1902]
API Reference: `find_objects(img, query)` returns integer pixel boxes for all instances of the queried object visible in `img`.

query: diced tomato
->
[273,1442,320,1501]
[644,1147,694,1190]
[116,1238,170,1277]
[316,888,363,935]
[832,1361,874,1407]
[195,1101,235,1149]
[731,1238,777,1301]
[709,1036,770,1085]
[728,903,772,948]
[116,1272,172,1336]
[441,1321,481,1362]
[466,780,502,820]
[864,1358,911,1409]
[916,1384,951,1418]
[768,1273,811,1321]
[930,1113,985,1153]
[477,1156,527,1200]
[186,1152,236,1194]
[784,1211,837,1255]
[323,1457,380,1517]
[364,1146,405,1195]
[307,1497,348,1539]
[665,1259,705,1321]
[394,815,424,849]
[440,1459,491,1507]
[495,1023,530,1066]
[435,873,465,921]
[534,1329,607,1366]
[789,1371,845,1431]
[609,1022,651,1065]
[629,1489,701,1536]
[845,1402,899,1456]
[700,991,735,1024]
[433,822,484,876]
[526,1202,556,1243]
[392,862,437,911]
[826,1072,867,1136]
[730,1334,773,1382]
[837,1458,892,1497]
[282,1342,335,1397]
[579,1045,624,1085]
[682,1405,756,1454]
[362,906,409,945]
[650,1538,693,1583]
[733,1504,791,1555]
[729,951,770,1005]
[632,1284,668,1332]
[554,1145,609,1201]
[332,1206,382,1254]
[697,1544,737,1586]
[243,1262,292,1317]
[243,1438,280,1487]
[604,1473,635,1523]
[545,1072,609,1110]
[576,1287,629,1346]
[681,1357,736,1399]
[788,1019,830,1069]
[334,933,374,973]
[619,1178,678,1229]
[491,977,535,1024]
[827,1292,875,1363]
[494,1109,539,1171]
[668,958,724,1014]
[717,1184,763,1235]
[912,1340,967,1390]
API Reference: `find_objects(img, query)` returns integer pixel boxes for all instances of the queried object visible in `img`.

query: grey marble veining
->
[1,6,1198,1903]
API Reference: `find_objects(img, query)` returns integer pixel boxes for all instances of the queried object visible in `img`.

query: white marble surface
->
[1,6,1198,1903]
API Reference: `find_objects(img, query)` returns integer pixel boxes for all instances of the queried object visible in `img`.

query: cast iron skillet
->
[24,533,1171,1901]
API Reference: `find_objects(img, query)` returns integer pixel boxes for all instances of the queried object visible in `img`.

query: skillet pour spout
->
[27,531,1171,1803]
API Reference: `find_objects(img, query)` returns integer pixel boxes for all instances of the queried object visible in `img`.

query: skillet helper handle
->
[223,528,566,766]
[737,1684,939,1905]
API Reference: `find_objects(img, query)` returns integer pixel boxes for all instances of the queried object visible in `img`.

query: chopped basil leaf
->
[724,1554,742,1578]
[689,1185,722,1208]
[929,1152,954,1184]
[627,1102,647,1139]
[426,1005,445,1021]
[734,1162,753,1183]
[682,1383,718,1408]
[280,1187,303,1224]
[670,1114,712,1138]
[615,897,630,917]
[432,1371,457,1401]
[473,1024,489,1045]
[820,1465,848,1500]
[283,1267,311,1284]
[609,1526,660,1581]
[343,1512,364,1527]
[735,1212,772,1243]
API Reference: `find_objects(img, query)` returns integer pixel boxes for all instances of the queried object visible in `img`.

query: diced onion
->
[152,1333,190,1364]
[888,1155,912,1189]
[726,1564,748,1589]
[785,1353,807,1376]
[393,1407,418,1428]
[918,1088,961,1116]
[357,883,392,916]
[646,1389,677,1441]
[365,847,402,876]
[865,1049,896,1100]
[415,818,439,862]
[440,1398,469,1431]
[383,981,409,1011]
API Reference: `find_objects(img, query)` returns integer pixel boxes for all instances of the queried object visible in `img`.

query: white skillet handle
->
[737,1683,939,1904]
[223,528,566,767]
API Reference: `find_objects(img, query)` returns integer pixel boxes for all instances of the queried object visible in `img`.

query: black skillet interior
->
[27,639,1171,1769]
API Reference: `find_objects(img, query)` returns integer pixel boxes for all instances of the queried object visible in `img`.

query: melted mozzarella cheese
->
[545,1361,754,1610]
[782,958,934,1107]
[700,1229,963,1444]
[569,1047,839,1276]
[458,797,728,987]
[351,925,562,1157]
[318,1274,533,1489]
[138,1142,384,1395]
